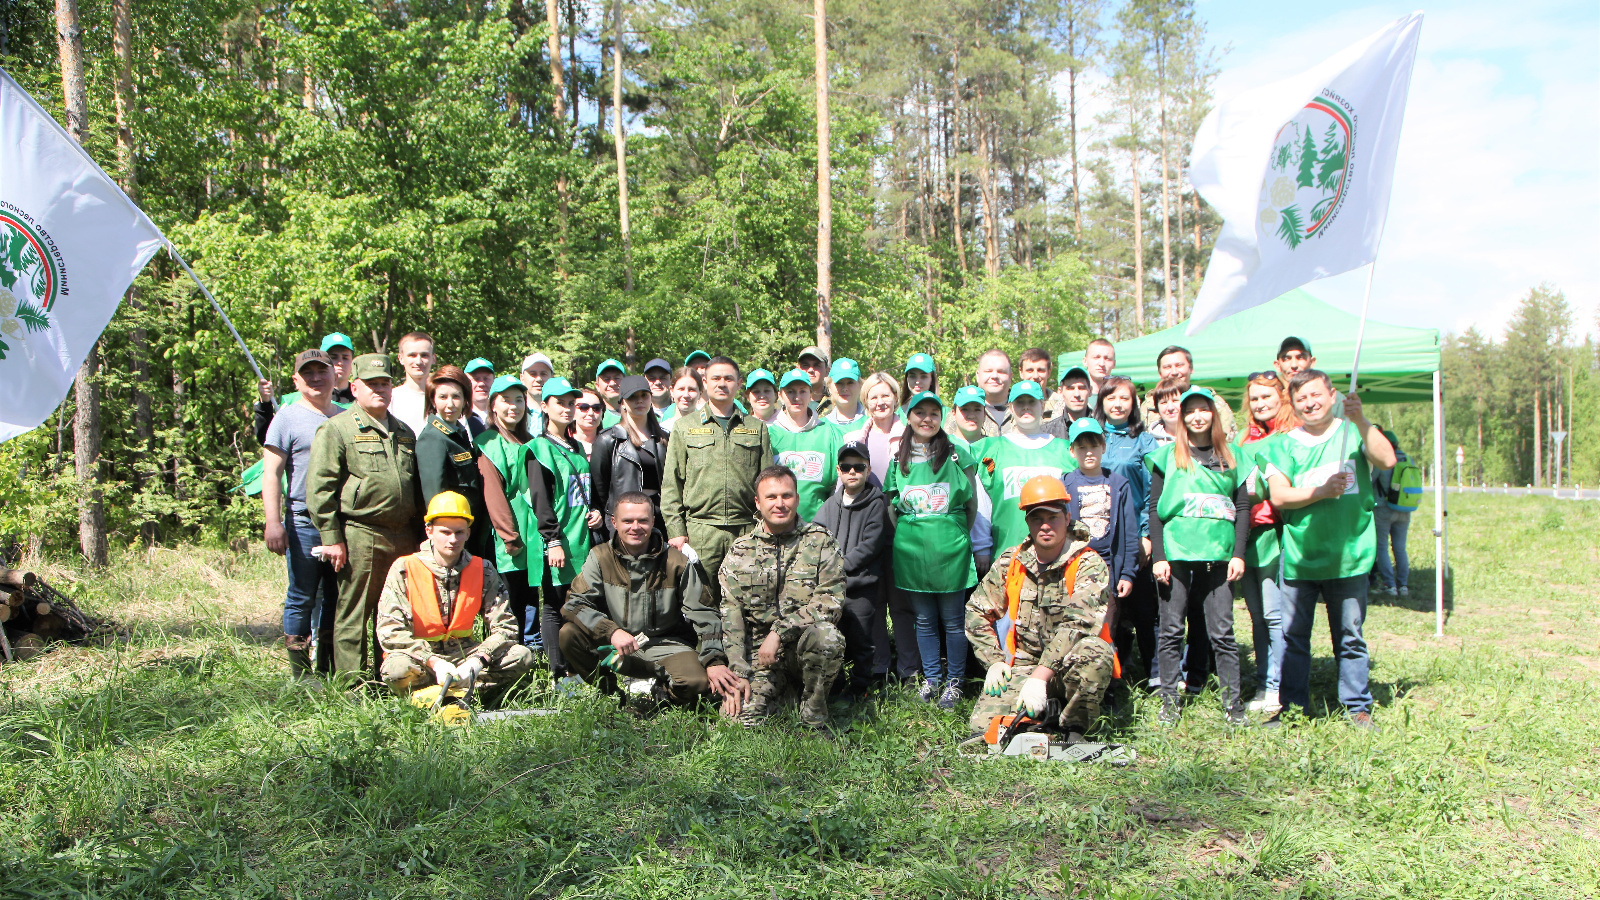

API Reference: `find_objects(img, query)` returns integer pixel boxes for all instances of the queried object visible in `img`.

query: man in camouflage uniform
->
[718,466,846,728]
[966,476,1114,743]
[662,357,772,603]
[375,492,534,701]
[307,353,424,682]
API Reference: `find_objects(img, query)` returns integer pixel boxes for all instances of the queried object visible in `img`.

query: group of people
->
[254,329,1406,734]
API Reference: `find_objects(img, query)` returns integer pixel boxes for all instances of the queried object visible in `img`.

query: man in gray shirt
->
[263,349,343,679]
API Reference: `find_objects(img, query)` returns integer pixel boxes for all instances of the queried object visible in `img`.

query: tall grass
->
[1,494,1596,898]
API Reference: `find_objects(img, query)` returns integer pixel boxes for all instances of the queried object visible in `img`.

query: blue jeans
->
[1280,576,1372,715]
[1373,505,1410,589]
[905,589,968,685]
[283,511,337,638]
[1240,563,1286,693]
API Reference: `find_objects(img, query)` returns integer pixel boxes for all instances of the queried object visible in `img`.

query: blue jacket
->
[1063,469,1140,589]
[1101,422,1159,537]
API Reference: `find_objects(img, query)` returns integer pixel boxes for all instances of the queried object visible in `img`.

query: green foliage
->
[1275,204,1304,248]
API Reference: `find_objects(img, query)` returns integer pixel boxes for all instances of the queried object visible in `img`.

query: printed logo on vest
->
[1181,492,1236,521]
[1002,466,1066,501]
[1297,461,1358,496]
[900,483,950,516]
[778,450,826,482]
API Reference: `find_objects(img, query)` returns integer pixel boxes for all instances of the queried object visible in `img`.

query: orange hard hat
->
[1018,475,1069,511]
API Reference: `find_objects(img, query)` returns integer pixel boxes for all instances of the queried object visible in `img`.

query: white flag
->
[0,69,166,443]
[1185,13,1422,335]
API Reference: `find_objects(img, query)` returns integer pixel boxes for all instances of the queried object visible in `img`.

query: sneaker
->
[1350,710,1375,729]
[1397,586,1410,598]
[1247,689,1280,712]
[918,679,938,703]
[1158,700,1181,727]
[1225,706,1248,726]
[937,680,962,710]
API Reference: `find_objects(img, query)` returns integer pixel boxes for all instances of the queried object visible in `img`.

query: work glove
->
[456,656,486,682]
[597,646,623,672]
[426,656,460,684]
[983,662,1011,697]
[1017,677,1049,718]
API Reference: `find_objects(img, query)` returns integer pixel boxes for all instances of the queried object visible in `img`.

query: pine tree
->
[1296,126,1318,189]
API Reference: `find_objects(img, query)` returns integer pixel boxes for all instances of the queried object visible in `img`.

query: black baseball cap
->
[1278,336,1312,358]
[644,358,672,375]
[838,440,870,463]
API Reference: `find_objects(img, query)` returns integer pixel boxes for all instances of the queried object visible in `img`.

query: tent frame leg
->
[1433,369,1446,637]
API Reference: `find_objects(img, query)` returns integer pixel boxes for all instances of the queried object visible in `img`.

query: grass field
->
[2,493,1597,899]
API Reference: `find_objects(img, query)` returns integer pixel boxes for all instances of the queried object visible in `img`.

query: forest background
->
[0,0,1594,560]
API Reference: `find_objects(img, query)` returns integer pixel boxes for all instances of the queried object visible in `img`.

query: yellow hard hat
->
[425,491,474,525]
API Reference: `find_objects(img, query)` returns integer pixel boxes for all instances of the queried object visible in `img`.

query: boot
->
[313,630,335,676]
[799,668,835,729]
[285,635,313,681]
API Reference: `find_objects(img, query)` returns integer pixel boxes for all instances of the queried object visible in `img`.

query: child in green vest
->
[769,370,842,522]
[476,376,539,648]
[529,377,603,679]
[1147,387,1250,726]
[971,380,1078,577]
[884,392,980,709]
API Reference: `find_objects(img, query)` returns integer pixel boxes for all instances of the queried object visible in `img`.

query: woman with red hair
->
[1236,372,1297,713]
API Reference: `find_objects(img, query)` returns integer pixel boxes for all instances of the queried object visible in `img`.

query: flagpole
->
[165,244,266,383]
[1348,260,1377,395]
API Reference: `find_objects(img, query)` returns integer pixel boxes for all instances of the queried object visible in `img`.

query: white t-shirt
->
[389,382,427,435]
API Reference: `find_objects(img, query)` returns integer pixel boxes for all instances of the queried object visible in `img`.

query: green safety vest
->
[971,435,1078,559]
[1263,421,1376,580]
[770,422,842,522]
[884,442,978,593]
[527,434,593,586]
[1149,443,1241,563]
[475,430,534,574]
[1236,433,1284,571]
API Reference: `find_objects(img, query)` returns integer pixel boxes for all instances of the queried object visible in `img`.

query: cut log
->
[31,613,69,640]
[10,633,46,661]
[0,604,11,623]
[36,601,52,617]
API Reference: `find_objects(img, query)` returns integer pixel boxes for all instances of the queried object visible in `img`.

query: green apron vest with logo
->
[528,434,593,586]
[1236,433,1283,571]
[884,442,978,593]
[1150,444,1240,563]
[770,423,842,521]
[475,430,534,574]
[972,436,1078,559]
[1265,420,1376,580]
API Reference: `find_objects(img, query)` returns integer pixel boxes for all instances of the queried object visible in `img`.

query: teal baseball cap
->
[904,352,936,375]
[1009,381,1044,403]
[684,350,712,366]
[488,374,526,399]
[1179,386,1217,406]
[595,358,626,378]
[464,357,494,374]
[905,390,945,412]
[1058,364,1091,386]
[828,358,862,383]
[320,332,354,354]
[779,369,813,390]
[745,368,777,390]
[953,385,985,408]
[1067,417,1105,444]
[541,376,583,401]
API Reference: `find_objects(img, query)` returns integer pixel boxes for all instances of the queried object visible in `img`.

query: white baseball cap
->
[521,352,553,372]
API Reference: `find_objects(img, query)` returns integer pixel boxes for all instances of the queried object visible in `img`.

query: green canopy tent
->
[1109,288,1449,635]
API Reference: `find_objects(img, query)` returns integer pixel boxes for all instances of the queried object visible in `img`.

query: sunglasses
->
[574,403,603,412]
[837,462,868,473]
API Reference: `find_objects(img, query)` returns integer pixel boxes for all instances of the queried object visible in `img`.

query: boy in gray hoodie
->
[812,442,892,696]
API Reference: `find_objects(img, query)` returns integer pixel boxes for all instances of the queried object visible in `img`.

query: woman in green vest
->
[1237,372,1297,713]
[528,377,603,678]
[416,365,491,558]
[1147,387,1251,726]
[884,391,979,710]
[769,370,842,522]
[475,376,540,647]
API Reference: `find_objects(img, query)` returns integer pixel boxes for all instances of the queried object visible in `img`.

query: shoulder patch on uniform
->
[687,427,715,435]
[398,436,414,444]
[451,451,473,463]
[432,420,453,434]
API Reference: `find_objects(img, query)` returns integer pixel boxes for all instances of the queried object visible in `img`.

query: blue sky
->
[1193,0,1599,339]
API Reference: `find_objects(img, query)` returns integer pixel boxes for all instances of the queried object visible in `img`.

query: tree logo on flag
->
[1258,89,1355,250]
[0,206,60,360]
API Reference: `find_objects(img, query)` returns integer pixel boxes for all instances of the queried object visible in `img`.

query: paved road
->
[1446,486,1600,501]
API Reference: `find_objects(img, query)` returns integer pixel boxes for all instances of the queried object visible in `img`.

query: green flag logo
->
[0,208,59,360]
[1257,89,1355,250]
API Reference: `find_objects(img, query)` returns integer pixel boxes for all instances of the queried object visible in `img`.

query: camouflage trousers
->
[381,643,536,703]
[743,623,845,726]
[967,631,1114,734]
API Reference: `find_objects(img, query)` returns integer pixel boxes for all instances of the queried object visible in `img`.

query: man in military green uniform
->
[661,356,772,600]
[966,475,1114,743]
[308,353,424,682]
[560,492,745,707]
[717,466,846,728]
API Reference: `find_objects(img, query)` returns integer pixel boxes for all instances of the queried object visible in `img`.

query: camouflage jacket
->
[717,521,844,678]
[562,534,727,668]
[375,542,519,668]
[965,539,1110,674]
